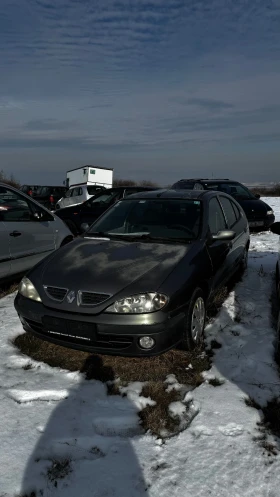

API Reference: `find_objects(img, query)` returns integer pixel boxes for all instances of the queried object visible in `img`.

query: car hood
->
[237,198,272,217]
[33,238,191,313]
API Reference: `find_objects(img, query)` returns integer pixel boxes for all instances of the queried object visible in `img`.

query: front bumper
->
[14,294,185,357]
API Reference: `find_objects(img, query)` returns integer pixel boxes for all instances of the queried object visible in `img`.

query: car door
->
[69,187,83,207]
[206,196,232,290]
[0,186,56,276]
[61,188,72,208]
[218,195,245,271]
[0,221,11,280]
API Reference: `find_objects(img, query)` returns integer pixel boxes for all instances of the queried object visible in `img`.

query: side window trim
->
[218,195,237,229]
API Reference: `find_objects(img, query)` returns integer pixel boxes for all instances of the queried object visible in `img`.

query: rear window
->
[172,181,195,190]
[87,186,105,195]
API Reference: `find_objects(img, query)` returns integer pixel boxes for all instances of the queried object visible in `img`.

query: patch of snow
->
[0,198,280,496]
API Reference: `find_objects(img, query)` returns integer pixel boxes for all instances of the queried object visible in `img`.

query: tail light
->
[50,195,54,204]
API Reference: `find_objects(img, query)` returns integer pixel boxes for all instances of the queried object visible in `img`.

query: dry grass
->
[47,458,72,484]
[0,281,19,298]
[14,332,209,385]
[139,382,181,436]
[245,396,280,454]
[14,332,209,436]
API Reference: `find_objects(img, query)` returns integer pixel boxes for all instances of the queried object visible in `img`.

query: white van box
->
[66,166,113,189]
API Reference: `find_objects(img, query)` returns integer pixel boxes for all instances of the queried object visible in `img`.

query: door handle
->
[9,231,22,237]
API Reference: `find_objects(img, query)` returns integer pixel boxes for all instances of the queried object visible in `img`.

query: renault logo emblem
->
[67,290,76,304]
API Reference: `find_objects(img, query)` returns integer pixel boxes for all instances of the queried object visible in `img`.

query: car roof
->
[122,188,211,200]
[174,178,239,183]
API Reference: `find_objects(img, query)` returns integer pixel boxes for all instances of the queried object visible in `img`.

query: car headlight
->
[18,277,42,302]
[267,210,274,216]
[105,293,168,314]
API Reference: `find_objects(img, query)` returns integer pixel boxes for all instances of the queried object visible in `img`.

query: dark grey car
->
[15,189,249,356]
[0,183,73,283]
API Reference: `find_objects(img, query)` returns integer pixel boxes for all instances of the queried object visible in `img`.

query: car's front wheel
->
[182,288,206,350]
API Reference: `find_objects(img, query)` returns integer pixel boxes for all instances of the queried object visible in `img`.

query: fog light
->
[139,336,155,350]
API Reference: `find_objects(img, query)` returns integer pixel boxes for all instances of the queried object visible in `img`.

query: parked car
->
[20,185,41,196]
[55,186,159,235]
[56,184,105,210]
[15,189,249,356]
[0,183,73,283]
[269,222,280,358]
[172,179,275,230]
[32,186,68,210]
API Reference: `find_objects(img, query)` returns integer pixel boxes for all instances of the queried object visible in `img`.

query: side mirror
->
[255,193,261,199]
[270,222,280,235]
[210,230,236,242]
[81,223,90,232]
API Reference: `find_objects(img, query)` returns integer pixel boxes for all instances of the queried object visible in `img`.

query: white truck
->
[56,165,114,210]
[66,165,113,189]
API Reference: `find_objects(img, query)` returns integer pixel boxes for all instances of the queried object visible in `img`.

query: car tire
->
[64,220,79,236]
[182,288,206,350]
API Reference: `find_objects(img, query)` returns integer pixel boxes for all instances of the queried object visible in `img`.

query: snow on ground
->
[0,197,280,496]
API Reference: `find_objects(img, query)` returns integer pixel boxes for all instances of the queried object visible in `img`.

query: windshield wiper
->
[85,232,193,243]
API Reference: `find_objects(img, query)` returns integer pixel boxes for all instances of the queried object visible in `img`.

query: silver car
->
[0,183,73,283]
[56,184,105,210]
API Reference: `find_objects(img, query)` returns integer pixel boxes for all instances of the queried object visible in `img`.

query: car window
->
[219,196,237,228]
[65,189,72,198]
[71,187,81,196]
[87,185,104,195]
[172,181,195,190]
[123,189,137,197]
[0,186,33,222]
[217,183,254,199]
[208,197,226,234]
[231,201,241,220]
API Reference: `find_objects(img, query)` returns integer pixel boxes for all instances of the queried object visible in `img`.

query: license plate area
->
[42,316,96,341]
[249,221,264,227]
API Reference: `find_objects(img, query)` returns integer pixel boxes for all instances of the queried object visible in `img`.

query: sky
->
[0,0,280,186]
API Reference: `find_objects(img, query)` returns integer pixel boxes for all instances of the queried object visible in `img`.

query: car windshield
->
[204,183,255,199]
[87,198,202,241]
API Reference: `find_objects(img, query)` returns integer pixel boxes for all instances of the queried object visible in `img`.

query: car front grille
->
[44,286,68,302]
[79,291,111,306]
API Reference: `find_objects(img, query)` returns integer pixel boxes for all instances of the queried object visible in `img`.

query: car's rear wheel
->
[182,288,206,350]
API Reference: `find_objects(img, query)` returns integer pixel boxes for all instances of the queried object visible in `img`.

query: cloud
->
[24,118,77,131]
[0,0,280,183]
[187,98,234,112]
